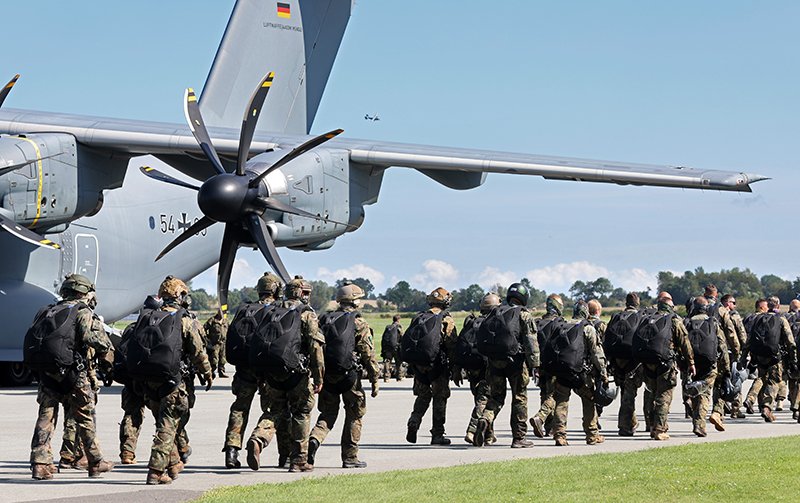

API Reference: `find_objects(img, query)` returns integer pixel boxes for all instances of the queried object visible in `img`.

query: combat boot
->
[464,432,474,445]
[180,446,192,464]
[709,413,725,432]
[246,438,262,471]
[342,459,367,469]
[218,366,228,378]
[288,462,314,473]
[775,399,784,412]
[58,458,79,471]
[486,433,498,445]
[405,426,418,444]
[652,431,670,441]
[120,450,137,465]
[32,464,53,480]
[166,461,184,480]
[529,416,545,438]
[307,438,320,466]
[73,456,89,470]
[554,437,568,447]
[761,406,776,423]
[473,419,488,447]
[224,446,241,469]
[87,460,114,478]
[431,435,451,446]
[586,435,605,445]
[146,468,172,485]
[744,399,755,415]
[511,438,534,448]
[693,425,707,437]
[730,409,745,419]
[277,455,289,469]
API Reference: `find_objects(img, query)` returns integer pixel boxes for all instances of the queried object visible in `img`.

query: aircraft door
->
[74,234,99,284]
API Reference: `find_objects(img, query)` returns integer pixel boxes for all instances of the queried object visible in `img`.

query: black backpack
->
[23,303,82,373]
[685,317,719,377]
[400,311,444,366]
[476,305,523,359]
[748,313,782,365]
[249,305,308,378]
[542,319,588,384]
[536,316,564,348]
[126,308,186,384]
[112,322,136,385]
[320,311,357,374]
[631,313,674,364]
[381,323,401,354]
[453,314,488,370]
[603,310,644,361]
[226,302,274,367]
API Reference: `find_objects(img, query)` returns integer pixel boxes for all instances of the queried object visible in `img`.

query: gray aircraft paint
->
[0,0,766,368]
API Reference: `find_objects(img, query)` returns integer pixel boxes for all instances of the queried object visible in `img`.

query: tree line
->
[188,268,799,315]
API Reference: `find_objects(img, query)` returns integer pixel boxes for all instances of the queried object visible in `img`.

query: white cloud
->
[524,261,657,294]
[317,264,386,289]
[476,267,519,289]
[411,259,460,291]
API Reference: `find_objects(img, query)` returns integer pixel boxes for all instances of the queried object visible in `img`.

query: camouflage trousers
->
[532,371,556,432]
[690,370,717,433]
[119,384,146,456]
[310,375,367,463]
[711,371,727,417]
[643,363,678,435]
[208,338,227,371]
[381,349,404,381]
[143,382,190,471]
[31,372,104,466]
[789,378,800,412]
[612,362,643,435]
[250,373,315,465]
[748,362,784,410]
[407,370,451,437]
[481,363,530,441]
[552,376,599,441]
[465,370,491,437]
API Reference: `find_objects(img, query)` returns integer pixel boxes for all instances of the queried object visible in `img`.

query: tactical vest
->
[23,303,82,373]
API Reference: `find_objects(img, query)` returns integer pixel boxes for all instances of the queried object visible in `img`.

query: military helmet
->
[506,283,529,307]
[336,281,365,303]
[573,300,589,320]
[546,294,564,315]
[158,275,189,300]
[256,272,282,296]
[426,287,452,308]
[593,380,618,407]
[480,292,501,312]
[286,275,312,300]
[683,379,708,399]
[60,273,95,299]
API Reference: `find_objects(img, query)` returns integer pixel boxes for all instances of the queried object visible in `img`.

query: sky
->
[3,1,799,297]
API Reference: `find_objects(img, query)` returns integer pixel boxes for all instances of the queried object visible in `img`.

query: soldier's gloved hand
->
[370,380,379,398]
[688,364,697,378]
[203,371,214,391]
[313,381,323,394]
[451,368,463,387]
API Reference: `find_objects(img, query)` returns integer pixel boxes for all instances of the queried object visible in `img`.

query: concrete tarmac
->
[2,374,798,502]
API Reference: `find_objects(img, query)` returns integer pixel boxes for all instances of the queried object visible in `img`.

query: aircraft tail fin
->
[200,0,353,135]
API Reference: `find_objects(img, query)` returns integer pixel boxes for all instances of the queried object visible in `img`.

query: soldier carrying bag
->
[249,305,309,390]
[381,323,401,355]
[227,302,274,367]
[632,313,675,366]
[453,314,488,371]
[685,317,719,378]
[748,313,783,366]
[400,311,445,367]
[24,303,82,375]
[126,307,186,388]
[320,311,359,393]
[541,319,588,388]
[603,310,644,366]
[476,305,523,361]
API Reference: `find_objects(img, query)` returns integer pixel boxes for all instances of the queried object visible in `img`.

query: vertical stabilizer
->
[200,0,353,135]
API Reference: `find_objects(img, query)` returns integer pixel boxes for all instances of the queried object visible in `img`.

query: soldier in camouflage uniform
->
[548,301,607,446]
[786,300,800,419]
[721,294,748,419]
[743,298,769,413]
[605,293,646,436]
[246,276,325,473]
[685,297,729,436]
[741,296,797,423]
[308,282,380,468]
[381,315,405,382]
[405,287,458,446]
[454,292,500,446]
[587,300,606,342]
[136,276,213,485]
[476,283,539,448]
[29,274,115,480]
[205,309,229,378]
[639,293,695,441]
[702,285,740,432]
[530,294,564,438]
[222,273,287,469]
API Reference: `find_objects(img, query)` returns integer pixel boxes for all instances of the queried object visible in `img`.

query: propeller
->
[0,74,61,251]
[140,72,346,316]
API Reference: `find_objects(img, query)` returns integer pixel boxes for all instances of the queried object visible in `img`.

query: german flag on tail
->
[277,2,291,19]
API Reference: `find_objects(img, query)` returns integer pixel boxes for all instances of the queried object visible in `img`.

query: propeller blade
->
[140,166,200,190]
[237,72,274,176]
[259,196,356,229]
[155,216,216,261]
[184,88,227,175]
[248,128,344,188]
[0,213,61,251]
[217,223,241,317]
[0,74,20,108]
[246,213,291,284]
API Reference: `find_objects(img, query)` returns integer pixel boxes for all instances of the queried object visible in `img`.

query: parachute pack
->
[684,317,719,377]
[603,310,644,362]
[400,311,444,366]
[226,302,274,367]
[453,314,488,370]
[381,323,401,354]
[23,303,82,373]
[319,311,357,374]
[249,305,309,384]
[541,319,588,385]
[126,308,186,384]
[632,313,674,365]
[476,305,523,360]
[748,313,783,365]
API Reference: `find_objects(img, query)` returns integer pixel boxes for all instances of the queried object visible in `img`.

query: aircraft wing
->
[0,109,767,191]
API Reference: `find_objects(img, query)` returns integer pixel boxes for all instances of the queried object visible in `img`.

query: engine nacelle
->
[0,133,125,232]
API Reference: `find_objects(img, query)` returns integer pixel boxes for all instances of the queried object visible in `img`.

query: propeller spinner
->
[140,72,344,315]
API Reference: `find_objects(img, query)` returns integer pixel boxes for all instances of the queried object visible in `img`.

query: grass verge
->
[195,434,800,502]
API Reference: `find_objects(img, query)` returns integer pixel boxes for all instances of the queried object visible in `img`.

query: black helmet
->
[593,380,618,407]
[683,379,708,399]
[506,283,529,306]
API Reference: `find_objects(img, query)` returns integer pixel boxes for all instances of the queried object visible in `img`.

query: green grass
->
[195,435,800,502]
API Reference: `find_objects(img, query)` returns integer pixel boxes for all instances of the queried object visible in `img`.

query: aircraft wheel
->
[1,362,33,386]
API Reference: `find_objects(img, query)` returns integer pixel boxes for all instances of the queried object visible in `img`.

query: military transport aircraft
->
[0,0,766,384]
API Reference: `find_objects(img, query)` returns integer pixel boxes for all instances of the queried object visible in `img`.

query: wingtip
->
[746,173,770,184]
